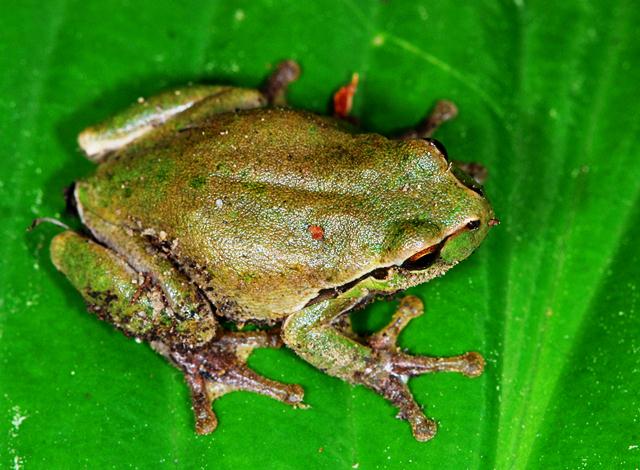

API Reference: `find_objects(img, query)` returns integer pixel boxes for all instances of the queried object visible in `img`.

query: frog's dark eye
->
[467,220,481,230]
[423,137,448,160]
[401,244,440,271]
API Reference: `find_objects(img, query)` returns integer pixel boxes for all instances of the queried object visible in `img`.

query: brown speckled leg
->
[153,330,305,435]
[263,60,301,106]
[363,296,484,441]
[401,100,458,139]
[453,162,489,185]
[400,101,489,186]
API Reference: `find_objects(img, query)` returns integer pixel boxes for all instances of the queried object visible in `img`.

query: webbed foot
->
[153,329,305,435]
[284,288,485,442]
[361,296,484,441]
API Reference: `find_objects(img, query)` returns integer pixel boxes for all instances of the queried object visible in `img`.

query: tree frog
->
[50,60,497,441]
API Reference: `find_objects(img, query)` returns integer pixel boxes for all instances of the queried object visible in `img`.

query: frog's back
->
[77,108,461,320]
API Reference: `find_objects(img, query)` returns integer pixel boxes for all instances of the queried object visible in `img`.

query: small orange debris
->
[333,73,359,118]
[308,224,325,241]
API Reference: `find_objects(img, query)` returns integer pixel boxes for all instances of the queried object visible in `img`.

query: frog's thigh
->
[50,231,217,345]
[80,210,213,333]
[79,85,267,162]
[282,286,485,442]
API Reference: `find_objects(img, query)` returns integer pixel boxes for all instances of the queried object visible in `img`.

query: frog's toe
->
[374,373,438,442]
[263,59,301,106]
[359,296,485,441]
[368,295,424,350]
[207,360,305,407]
[390,350,485,378]
[157,331,305,435]
[185,373,219,435]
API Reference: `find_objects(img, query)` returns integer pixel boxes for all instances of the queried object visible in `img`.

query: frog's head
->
[376,137,498,292]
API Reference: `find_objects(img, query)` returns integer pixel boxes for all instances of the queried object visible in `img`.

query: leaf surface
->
[1,1,639,468]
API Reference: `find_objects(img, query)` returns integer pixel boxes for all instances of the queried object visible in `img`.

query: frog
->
[49,60,497,442]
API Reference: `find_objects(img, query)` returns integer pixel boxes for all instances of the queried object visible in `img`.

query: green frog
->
[50,61,496,441]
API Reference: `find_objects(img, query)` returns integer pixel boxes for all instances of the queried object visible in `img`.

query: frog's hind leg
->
[283,287,484,442]
[79,60,302,162]
[51,230,303,436]
[152,330,305,435]
[79,85,268,162]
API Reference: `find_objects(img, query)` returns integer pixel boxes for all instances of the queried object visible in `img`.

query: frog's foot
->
[153,330,305,435]
[284,291,485,442]
[362,296,484,441]
[262,60,301,106]
[401,99,458,139]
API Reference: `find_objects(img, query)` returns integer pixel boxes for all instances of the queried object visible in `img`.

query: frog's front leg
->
[400,100,489,185]
[261,59,301,106]
[51,231,304,435]
[400,99,459,139]
[283,282,484,442]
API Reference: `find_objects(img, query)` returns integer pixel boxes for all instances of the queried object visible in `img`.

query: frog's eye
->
[423,137,448,160]
[467,220,481,230]
[401,243,441,271]
[401,218,482,270]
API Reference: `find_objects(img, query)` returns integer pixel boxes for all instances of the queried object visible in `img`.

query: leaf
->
[1,0,639,468]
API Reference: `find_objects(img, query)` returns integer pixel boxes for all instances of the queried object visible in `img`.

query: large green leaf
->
[2,0,639,468]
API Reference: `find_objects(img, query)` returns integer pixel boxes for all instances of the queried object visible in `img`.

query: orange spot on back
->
[308,225,325,241]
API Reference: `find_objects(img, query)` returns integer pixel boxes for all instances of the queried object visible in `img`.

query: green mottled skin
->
[75,107,492,321]
[51,231,216,345]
